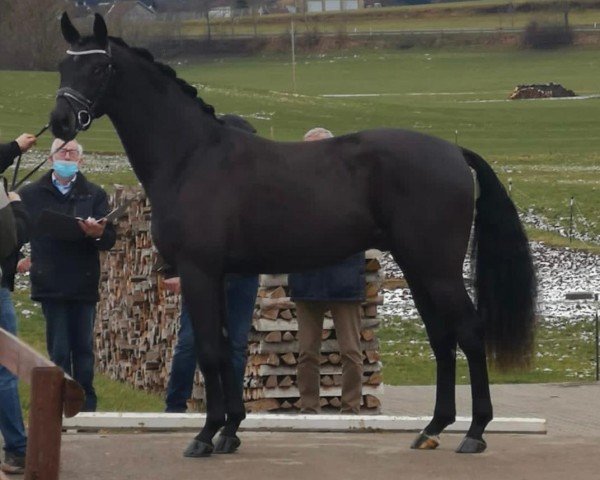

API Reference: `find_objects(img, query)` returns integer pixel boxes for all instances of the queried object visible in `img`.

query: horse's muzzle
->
[50,100,78,141]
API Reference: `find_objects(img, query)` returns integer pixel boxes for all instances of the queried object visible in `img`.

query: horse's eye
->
[93,66,104,76]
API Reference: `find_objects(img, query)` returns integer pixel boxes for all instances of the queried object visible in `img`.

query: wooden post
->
[24,367,64,480]
[0,329,84,480]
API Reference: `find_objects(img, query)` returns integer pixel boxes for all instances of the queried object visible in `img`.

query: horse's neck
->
[107,66,219,196]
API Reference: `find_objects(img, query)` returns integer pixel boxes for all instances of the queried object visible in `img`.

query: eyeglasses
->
[53,148,81,160]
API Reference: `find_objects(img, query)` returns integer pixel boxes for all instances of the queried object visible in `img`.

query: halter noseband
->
[56,47,114,132]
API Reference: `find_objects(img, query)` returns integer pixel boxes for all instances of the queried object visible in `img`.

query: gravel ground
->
[381,242,599,321]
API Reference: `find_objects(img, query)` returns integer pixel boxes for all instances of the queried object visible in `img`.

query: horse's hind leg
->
[410,276,491,453]
[178,265,228,458]
[454,290,492,453]
[406,276,458,450]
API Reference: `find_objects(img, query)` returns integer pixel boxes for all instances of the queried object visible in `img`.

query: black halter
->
[11,47,114,191]
[56,46,114,132]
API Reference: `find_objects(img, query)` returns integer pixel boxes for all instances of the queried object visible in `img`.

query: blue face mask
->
[53,160,79,179]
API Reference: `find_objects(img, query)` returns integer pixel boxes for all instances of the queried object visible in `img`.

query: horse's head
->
[50,13,114,141]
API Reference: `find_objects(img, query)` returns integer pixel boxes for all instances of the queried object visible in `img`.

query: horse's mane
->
[101,36,222,123]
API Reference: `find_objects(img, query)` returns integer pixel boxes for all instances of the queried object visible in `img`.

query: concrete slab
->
[62,412,546,433]
[4,382,599,480]
[58,431,600,480]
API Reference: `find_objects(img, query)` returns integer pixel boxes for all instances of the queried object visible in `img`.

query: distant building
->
[306,0,362,12]
[71,1,156,21]
[106,0,157,21]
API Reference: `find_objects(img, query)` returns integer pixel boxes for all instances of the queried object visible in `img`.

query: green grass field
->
[380,316,599,385]
[1,47,598,242]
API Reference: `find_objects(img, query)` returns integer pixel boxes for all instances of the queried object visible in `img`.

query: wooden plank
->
[263,384,384,399]
[256,361,382,376]
[250,338,379,354]
[0,328,54,378]
[260,271,382,288]
[253,317,381,332]
[244,398,280,412]
[0,328,84,417]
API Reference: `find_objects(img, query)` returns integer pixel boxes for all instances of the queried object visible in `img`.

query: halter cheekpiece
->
[56,47,114,132]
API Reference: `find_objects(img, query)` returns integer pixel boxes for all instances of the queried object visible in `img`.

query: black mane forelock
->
[90,36,221,122]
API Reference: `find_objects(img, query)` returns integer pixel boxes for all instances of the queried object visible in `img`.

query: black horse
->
[49,13,536,456]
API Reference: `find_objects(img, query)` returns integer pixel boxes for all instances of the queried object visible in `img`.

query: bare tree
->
[0,0,64,70]
[184,0,218,41]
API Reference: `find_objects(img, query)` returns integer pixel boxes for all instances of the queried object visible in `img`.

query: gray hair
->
[303,127,333,141]
[51,138,83,159]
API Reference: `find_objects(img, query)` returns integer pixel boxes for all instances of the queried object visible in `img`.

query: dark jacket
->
[1,141,29,290]
[288,252,366,302]
[0,141,20,174]
[19,171,116,302]
[0,200,30,291]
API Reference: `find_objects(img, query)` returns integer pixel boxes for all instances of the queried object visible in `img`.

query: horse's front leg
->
[178,264,229,458]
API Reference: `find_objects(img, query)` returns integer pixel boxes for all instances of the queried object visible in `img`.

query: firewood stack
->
[95,186,181,394]
[96,186,384,412]
[244,258,384,413]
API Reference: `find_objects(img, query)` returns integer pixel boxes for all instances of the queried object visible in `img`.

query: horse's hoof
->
[455,436,487,454]
[183,439,214,458]
[214,434,241,454]
[410,431,440,450]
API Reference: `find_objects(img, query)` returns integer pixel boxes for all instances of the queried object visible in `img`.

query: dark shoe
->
[299,408,320,414]
[165,406,187,414]
[1,451,25,475]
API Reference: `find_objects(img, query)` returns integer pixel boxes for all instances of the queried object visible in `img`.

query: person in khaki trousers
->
[288,127,365,414]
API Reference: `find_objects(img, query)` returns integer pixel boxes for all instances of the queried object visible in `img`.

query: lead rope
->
[12,130,69,191]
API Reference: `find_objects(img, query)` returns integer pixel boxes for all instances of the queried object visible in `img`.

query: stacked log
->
[509,82,576,99]
[96,186,384,412]
[95,187,181,394]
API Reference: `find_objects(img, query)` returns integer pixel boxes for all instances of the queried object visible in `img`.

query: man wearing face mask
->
[18,138,116,412]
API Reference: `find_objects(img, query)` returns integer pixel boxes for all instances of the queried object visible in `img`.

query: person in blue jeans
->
[19,139,116,412]
[0,289,28,475]
[163,274,259,413]
[1,138,33,475]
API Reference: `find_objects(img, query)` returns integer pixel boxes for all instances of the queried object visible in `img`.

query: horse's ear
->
[61,12,80,44]
[93,14,108,48]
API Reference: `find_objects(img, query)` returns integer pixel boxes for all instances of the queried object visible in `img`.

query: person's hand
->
[78,217,107,238]
[15,133,36,153]
[7,191,21,202]
[163,277,181,294]
[17,257,31,273]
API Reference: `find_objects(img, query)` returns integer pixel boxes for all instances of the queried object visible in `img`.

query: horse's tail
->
[462,147,537,371]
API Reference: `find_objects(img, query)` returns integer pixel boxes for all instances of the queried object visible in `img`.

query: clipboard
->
[103,199,132,223]
[36,210,85,241]
[36,198,132,241]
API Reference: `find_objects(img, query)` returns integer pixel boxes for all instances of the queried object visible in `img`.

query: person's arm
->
[8,193,30,247]
[0,141,21,174]
[0,134,37,174]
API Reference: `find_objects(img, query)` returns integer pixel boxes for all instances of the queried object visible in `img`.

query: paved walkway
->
[381,382,600,437]
[6,383,600,480]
